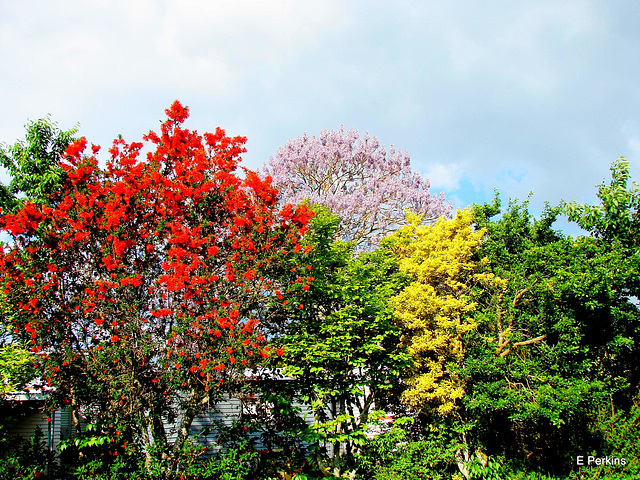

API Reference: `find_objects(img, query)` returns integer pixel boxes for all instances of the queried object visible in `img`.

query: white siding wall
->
[9,403,71,448]
[163,396,243,452]
[8,387,363,457]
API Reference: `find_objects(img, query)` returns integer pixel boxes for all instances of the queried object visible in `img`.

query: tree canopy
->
[386,209,494,416]
[0,115,78,212]
[1,107,639,480]
[0,101,313,477]
[270,207,411,478]
[264,126,451,249]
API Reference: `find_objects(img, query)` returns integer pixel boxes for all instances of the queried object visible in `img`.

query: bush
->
[565,396,640,480]
[58,422,147,480]
[183,440,258,480]
[356,419,459,480]
[0,425,50,480]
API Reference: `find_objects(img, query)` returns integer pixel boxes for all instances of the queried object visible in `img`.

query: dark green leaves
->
[0,116,78,212]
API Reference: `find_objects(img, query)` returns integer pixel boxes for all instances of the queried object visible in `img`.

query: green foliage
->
[563,157,640,249]
[0,115,77,212]
[502,470,563,480]
[70,454,147,480]
[0,426,49,480]
[290,475,333,480]
[58,422,149,480]
[235,385,313,480]
[562,156,640,308]
[271,206,411,478]
[58,423,111,453]
[181,440,258,480]
[466,191,640,475]
[61,427,256,480]
[0,341,35,396]
[356,417,459,480]
[578,393,640,478]
[467,455,506,480]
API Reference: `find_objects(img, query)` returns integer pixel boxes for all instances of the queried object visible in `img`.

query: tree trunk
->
[171,403,197,466]
[455,431,470,480]
[143,409,169,476]
[69,387,82,435]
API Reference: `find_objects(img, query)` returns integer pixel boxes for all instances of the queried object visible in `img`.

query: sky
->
[1,0,639,235]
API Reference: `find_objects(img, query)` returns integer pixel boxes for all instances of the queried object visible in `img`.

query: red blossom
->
[0,101,313,465]
[64,137,87,161]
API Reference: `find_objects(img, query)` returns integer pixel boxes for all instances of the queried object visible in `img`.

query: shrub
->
[356,419,458,480]
[0,425,49,480]
[183,440,258,480]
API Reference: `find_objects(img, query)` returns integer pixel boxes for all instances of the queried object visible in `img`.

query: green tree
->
[0,342,35,396]
[464,193,640,475]
[0,116,76,400]
[563,156,640,250]
[0,116,78,212]
[269,207,411,479]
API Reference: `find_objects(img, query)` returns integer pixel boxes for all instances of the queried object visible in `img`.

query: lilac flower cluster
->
[264,126,452,249]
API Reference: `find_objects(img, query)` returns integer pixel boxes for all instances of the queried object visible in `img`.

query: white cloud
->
[0,0,637,233]
[431,1,599,94]
[423,163,464,191]
[0,1,345,139]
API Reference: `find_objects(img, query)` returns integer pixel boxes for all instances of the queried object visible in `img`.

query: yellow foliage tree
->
[388,209,497,415]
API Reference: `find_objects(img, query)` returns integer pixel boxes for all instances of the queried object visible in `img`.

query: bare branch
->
[500,335,548,358]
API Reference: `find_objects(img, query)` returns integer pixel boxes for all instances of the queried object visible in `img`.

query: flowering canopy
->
[265,126,451,249]
[0,101,313,471]
[389,209,494,415]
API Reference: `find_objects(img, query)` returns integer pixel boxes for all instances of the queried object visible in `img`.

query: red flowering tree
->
[0,101,313,476]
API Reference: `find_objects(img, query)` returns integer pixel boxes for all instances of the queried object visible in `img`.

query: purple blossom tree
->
[264,126,452,249]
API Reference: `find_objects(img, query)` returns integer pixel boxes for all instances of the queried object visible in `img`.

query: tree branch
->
[500,335,547,357]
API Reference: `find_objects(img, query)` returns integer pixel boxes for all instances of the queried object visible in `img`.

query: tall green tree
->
[0,117,78,403]
[464,193,640,475]
[563,157,640,306]
[269,207,411,479]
